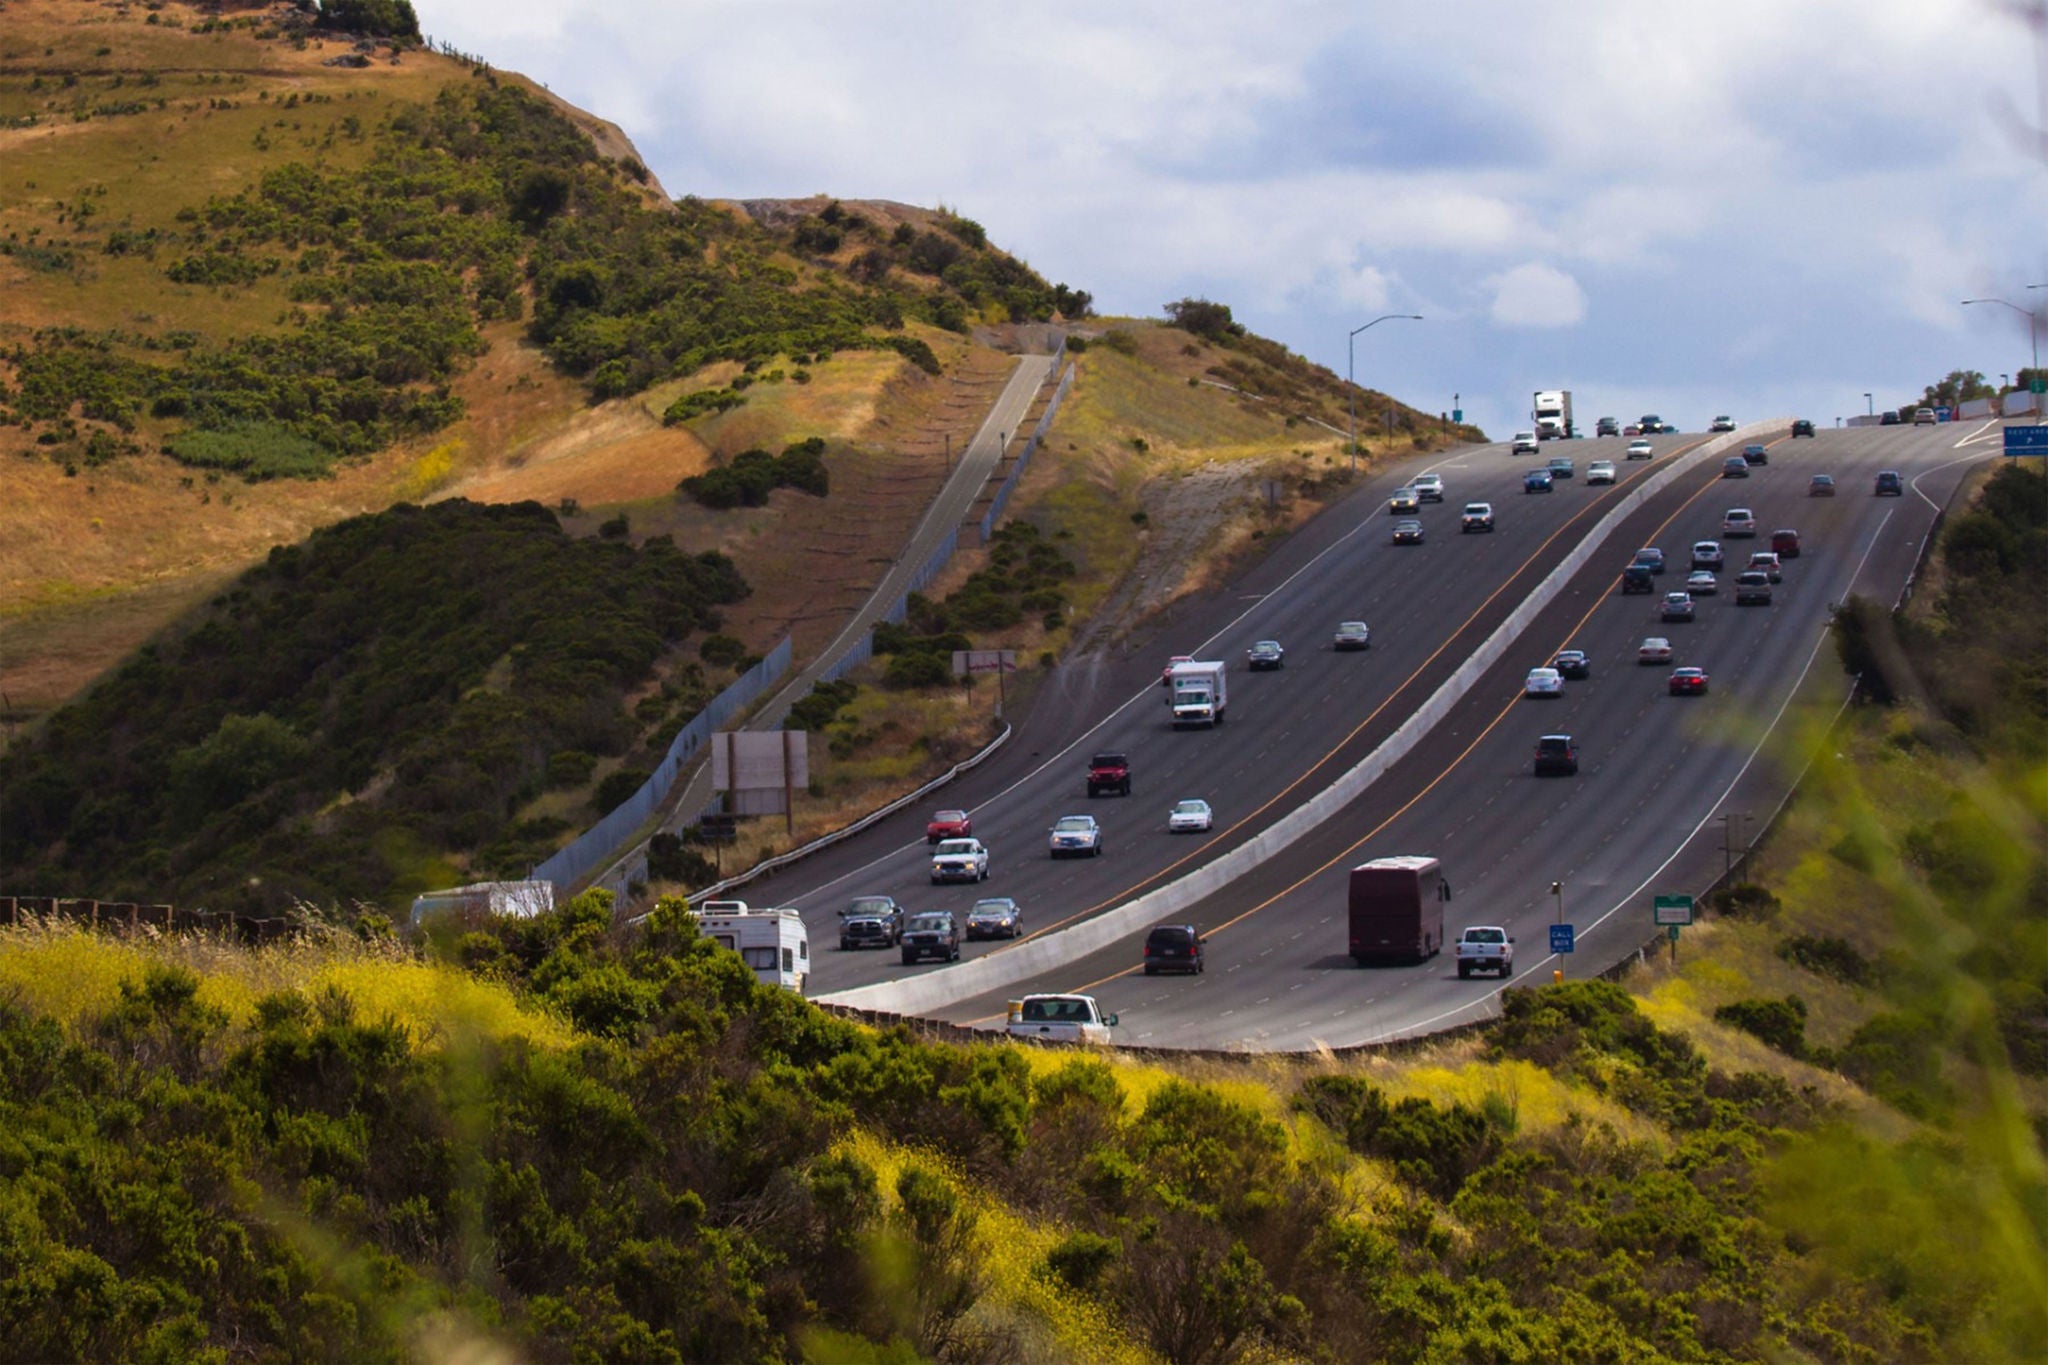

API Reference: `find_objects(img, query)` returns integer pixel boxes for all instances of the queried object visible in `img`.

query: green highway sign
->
[1653,894,1695,926]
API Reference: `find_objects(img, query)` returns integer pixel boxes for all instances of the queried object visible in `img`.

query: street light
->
[1961,293,2043,397]
[1348,314,1422,471]
[1863,392,1873,417]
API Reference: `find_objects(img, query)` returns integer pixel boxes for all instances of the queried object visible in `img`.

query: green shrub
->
[545,750,597,788]
[162,421,333,480]
[699,634,746,667]
[1714,996,1810,1058]
[591,766,650,813]
[1778,934,1877,985]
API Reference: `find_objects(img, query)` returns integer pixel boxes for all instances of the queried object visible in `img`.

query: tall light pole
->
[1962,292,2044,397]
[1863,392,1873,417]
[1348,314,1422,471]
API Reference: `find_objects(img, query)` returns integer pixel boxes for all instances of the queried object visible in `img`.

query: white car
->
[1722,507,1757,538]
[1586,460,1617,485]
[1637,637,1673,665]
[1511,431,1540,455]
[1411,473,1445,502]
[1625,439,1655,460]
[1048,814,1103,858]
[930,837,990,883]
[1168,799,1213,832]
[1523,667,1564,698]
[1685,569,1718,596]
[1333,620,1372,651]
[1710,415,1737,433]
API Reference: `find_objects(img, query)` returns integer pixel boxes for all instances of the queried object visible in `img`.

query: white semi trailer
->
[1533,390,1574,440]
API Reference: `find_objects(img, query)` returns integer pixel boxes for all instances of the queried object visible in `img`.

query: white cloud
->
[1487,264,1588,329]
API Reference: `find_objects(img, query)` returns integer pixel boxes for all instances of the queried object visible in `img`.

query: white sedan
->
[1586,460,1617,485]
[1168,799,1214,832]
[1523,667,1564,698]
[1637,637,1673,665]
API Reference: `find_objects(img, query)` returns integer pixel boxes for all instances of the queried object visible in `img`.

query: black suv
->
[900,912,961,964]
[1875,470,1904,496]
[1534,734,1579,776]
[1620,564,1656,594]
[1791,418,1815,437]
[1143,923,1206,975]
[1087,751,1132,798]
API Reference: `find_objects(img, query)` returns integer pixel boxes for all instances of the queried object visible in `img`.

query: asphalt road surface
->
[759,419,1999,1047]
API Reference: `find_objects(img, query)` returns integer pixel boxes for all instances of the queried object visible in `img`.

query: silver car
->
[1333,620,1372,651]
[1049,814,1103,858]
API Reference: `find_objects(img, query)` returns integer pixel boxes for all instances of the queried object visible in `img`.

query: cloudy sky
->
[421,1,2047,438]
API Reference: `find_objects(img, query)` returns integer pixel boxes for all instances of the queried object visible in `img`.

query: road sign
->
[2033,376,2045,395]
[1935,406,1953,422]
[1549,923,1576,955]
[2004,425,2048,455]
[1653,894,1695,926]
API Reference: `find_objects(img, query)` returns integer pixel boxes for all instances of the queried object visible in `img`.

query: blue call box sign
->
[2005,425,2048,455]
[1549,923,1576,955]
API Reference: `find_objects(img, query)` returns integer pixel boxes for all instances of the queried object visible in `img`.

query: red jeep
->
[1086,751,1132,798]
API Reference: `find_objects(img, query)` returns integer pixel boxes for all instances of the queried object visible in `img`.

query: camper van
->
[697,905,810,994]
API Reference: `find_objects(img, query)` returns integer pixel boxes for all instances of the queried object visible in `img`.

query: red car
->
[1161,654,1193,686]
[1668,667,1709,696]
[925,809,972,843]
[1771,528,1801,558]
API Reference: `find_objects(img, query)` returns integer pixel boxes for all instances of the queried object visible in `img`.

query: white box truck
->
[1166,659,1228,727]
[697,905,810,994]
[1533,390,1574,440]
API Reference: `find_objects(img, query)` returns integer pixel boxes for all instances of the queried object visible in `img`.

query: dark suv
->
[1142,923,1206,975]
[1620,564,1656,594]
[1087,751,1132,798]
[1534,734,1579,776]
[900,912,961,965]
[1791,418,1815,437]
[1875,470,1904,496]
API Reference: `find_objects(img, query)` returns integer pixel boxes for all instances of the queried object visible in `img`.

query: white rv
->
[697,905,810,994]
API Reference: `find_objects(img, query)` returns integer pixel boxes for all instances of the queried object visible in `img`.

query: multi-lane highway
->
[757,419,1997,1048]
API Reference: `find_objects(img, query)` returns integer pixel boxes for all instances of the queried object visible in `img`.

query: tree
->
[1164,297,1241,341]
[315,0,421,39]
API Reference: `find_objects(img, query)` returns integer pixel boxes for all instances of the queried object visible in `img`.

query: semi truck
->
[696,905,810,994]
[1348,856,1449,965]
[1533,390,1574,440]
[1166,659,1229,727]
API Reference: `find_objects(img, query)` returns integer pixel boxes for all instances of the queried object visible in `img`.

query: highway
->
[759,419,1997,1047]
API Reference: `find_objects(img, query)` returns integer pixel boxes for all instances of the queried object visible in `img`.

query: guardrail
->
[979,361,1074,543]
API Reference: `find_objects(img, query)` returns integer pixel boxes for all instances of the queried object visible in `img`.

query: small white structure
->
[697,905,810,994]
[409,880,555,929]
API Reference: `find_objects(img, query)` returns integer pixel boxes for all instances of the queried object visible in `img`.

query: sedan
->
[1747,551,1783,583]
[1247,639,1286,669]
[1625,439,1655,460]
[1638,637,1673,665]
[1586,460,1617,485]
[1552,649,1591,679]
[1524,666,1565,699]
[1546,456,1575,480]
[1721,455,1750,478]
[965,897,1023,940]
[1685,569,1719,596]
[1168,798,1214,833]
[1690,540,1724,571]
[1412,473,1445,502]
[1333,620,1372,651]
[1710,415,1737,433]
[930,838,990,883]
[1392,518,1426,544]
[1388,486,1420,515]
[1048,814,1103,858]
[1668,666,1710,696]
[1660,592,1696,623]
[1741,442,1769,466]
[925,809,972,843]
[1809,474,1836,497]
[1523,470,1554,493]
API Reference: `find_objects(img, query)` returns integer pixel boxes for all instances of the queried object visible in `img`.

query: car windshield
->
[971,901,1010,917]
[1468,929,1505,944]
[847,897,893,915]
[909,915,951,932]
[935,840,976,855]
[933,810,965,823]
[1054,816,1093,832]
[1173,801,1205,815]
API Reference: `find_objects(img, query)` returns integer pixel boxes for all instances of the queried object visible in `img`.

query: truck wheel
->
[901,952,916,965]
[1122,780,1132,796]
[1093,844,1103,857]
[1458,962,1471,979]
[1500,962,1513,977]
[980,865,989,881]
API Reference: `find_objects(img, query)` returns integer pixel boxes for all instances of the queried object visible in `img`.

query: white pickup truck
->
[1455,926,1515,979]
[1007,994,1118,1044]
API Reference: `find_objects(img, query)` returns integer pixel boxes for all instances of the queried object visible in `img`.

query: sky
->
[417,0,2048,439]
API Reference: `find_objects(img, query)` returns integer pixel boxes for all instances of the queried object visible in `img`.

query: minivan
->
[1143,923,1206,975]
